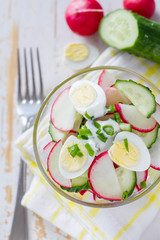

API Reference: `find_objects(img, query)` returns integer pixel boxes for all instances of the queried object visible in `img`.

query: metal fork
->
[10,48,44,240]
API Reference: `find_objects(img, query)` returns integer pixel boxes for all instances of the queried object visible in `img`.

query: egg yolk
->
[64,43,89,62]
[110,141,139,167]
[60,142,88,172]
[71,84,97,108]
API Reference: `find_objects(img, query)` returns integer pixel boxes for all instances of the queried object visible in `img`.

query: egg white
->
[69,80,106,119]
[86,119,120,155]
[59,135,95,179]
[108,131,151,171]
[63,43,99,70]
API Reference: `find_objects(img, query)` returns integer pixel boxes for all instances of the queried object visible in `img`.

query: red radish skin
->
[115,103,158,133]
[123,0,155,19]
[79,190,87,195]
[136,170,148,191]
[47,140,72,188]
[88,151,122,201]
[50,87,77,132]
[98,70,116,89]
[65,0,104,36]
[43,141,55,151]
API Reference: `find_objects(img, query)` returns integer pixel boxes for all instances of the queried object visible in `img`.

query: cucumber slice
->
[116,167,137,196]
[99,9,160,64]
[72,170,88,187]
[99,9,138,50]
[114,80,156,118]
[48,121,68,142]
[133,124,159,149]
[119,123,132,132]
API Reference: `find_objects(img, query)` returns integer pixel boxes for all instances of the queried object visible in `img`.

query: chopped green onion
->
[77,128,92,136]
[102,125,114,135]
[85,143,95,157]
[96,129,101,134]
[114,112,121,123]
[97,132,108,143]
[46,168,49,172]
[124,138,129,152]
[106,105,116,113]
[68,144,83,158]
[93,120,101,129]
[80,117,86,127]
[77,135,88,140]
[84,111,94,120]
[77,151,84,157]
[140,180,147,189]
[121,191,128,201]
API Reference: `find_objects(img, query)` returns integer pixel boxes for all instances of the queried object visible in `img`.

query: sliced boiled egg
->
[59,135,95,179]
[108,131,151,171]
[63,43,99,70]
[85,119,120,155]
[69,80,106,119]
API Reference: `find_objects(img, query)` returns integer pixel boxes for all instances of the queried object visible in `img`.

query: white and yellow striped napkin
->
[16,47,160,240]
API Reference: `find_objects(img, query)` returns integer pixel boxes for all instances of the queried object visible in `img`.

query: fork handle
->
[9,159,28,240]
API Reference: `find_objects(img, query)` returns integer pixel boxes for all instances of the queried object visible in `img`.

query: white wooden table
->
[1,0,160,239]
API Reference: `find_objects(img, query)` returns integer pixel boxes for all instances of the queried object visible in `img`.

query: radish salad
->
[43,70,160,201]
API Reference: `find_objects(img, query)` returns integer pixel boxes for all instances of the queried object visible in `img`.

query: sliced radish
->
[47,140,71,188]
[115,103,158,132]
[136,170,148,191]
[98,70,116,89]
[152,103,160,124]
[43,141,56,157]
[105,87,131,106]
[150,135,160,170]
[50,87,78,132]
[88,151,122,200]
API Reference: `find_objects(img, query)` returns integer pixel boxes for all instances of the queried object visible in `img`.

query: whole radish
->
[123,0,155,19]
[65,0,104,36]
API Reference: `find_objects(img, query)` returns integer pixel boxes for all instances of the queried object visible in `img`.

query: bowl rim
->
[33,66,160,208]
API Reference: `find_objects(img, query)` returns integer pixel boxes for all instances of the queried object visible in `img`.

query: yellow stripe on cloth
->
[78,229,87,240]
[50,205,63,223]
[23,179,43,206]
[113,187,160,240]
[88,208,100,218]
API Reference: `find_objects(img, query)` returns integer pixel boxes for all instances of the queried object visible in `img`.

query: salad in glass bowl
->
[33,66,160,207]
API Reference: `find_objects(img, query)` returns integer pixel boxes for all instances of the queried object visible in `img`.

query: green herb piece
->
[121,191,128,201]
[93,120,101,129]
[124,138,129,152]
[84,111,94,120]
[96,129,101,134]
[80,117,87,127]
[102,125,114,135]
[106,105,116,113]
[77,151,84,157]
[97,132,108,143]
[85,143,95,157]
[114,112,121,123]
[61,181,91,193]
[140,180,147,189]
[77,135,88,140]
[77,128,92,136]
[68,144,83,158]
[46,168,49,172]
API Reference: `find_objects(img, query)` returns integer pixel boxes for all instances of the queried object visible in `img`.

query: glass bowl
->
[33,66,160,208]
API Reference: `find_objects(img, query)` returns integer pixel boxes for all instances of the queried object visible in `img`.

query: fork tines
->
[17,48,44,102]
